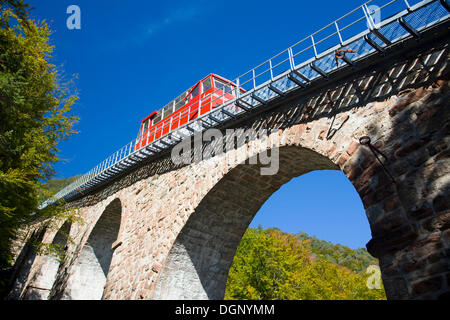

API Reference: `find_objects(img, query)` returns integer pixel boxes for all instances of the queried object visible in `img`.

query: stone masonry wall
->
[10,37,450,300]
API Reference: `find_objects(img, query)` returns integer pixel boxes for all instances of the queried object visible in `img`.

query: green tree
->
[225,227,386,300]
[0,0,79,291]
[296,231,379,273]
[225,227,314,300]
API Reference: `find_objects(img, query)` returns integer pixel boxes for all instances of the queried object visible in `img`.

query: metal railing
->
[40,0,449,208]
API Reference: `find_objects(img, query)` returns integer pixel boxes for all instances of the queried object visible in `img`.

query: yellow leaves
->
[225,227,387,300]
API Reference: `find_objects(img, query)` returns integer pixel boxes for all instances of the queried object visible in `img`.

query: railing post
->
[404,0,411,10]
[269,60,274,81]
[169,115,174,132]
[335,21,344,45]
[288,47,295,70]
[311,35,318,58]
[363,4,375,30]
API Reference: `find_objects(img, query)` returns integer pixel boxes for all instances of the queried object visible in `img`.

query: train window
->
[162,104,172,119]
[175,91,188,110]
[175,100,184,110]
[153,112,161,125]
[191,84,199,98]
[142,119,149,135]
[214,79,232,94]
[203,78,212,93]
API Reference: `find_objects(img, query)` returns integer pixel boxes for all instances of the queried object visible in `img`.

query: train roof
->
[141,74,237,123]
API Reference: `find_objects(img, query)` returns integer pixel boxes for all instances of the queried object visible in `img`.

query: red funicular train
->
[135,74,243,150]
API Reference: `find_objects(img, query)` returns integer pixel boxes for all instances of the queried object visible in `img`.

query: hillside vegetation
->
[296,231,378,273]
[225,227,386,300]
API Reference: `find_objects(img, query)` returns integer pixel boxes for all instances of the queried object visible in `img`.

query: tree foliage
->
[296,231,378,273]
[0,0,79,278]
[225,227,386,300]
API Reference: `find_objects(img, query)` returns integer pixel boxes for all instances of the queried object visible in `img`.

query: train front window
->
[142,119,149,137]
[203,78,212,93]
[214,79,232,94]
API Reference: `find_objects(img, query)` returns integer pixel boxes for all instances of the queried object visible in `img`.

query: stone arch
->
[153,146,342,299]
[22,221,72,300]
[150,42,449,300]
[61,198,122,300]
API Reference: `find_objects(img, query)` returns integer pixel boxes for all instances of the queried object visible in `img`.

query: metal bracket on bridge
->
[292,69,310,83]
[398,18,421,39]
[287,73,306,88]
[209,114,223,124]
[251,93,268,105]
[359,136,396,184]
[268,84,286,97]
[221,109,237,119]
[236,99,254,112]
[364,35,386,54]
[310,63,329,79]
[334,47,358,67]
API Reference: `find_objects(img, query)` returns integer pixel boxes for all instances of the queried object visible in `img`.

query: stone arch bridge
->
[7,22,450,300]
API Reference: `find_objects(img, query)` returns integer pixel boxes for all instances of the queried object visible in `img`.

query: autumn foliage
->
[225,228,386,300]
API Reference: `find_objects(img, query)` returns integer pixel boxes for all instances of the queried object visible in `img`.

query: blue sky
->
[28,0,373,249]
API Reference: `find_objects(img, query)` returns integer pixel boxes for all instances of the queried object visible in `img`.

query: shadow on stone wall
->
[356,44,450,299]
[49,198,122,300]
[5,228,46,300]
